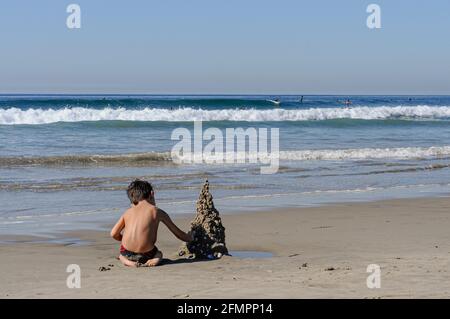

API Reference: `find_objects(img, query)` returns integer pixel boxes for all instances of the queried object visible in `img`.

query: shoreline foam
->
[2,145,450,167]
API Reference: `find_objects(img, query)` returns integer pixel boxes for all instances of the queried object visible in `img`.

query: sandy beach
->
[1,197,449,299]
[2,0,450,304]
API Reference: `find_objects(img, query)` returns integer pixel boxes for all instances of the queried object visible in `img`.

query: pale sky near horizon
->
[0,0,449,94]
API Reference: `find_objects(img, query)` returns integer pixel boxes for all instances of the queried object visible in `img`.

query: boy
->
[111,179,193,267]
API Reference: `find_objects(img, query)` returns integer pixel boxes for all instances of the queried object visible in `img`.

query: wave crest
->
[278,146,450,161]
[1,105,450,124]
[0,152,172,166]
[2,146,450,167]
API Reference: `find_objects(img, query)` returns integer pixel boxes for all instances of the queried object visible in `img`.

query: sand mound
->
[178,180,228,259]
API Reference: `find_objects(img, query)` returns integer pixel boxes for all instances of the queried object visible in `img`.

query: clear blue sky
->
[0,0,449,94]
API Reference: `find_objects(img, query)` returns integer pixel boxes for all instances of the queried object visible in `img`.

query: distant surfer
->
[268,98,281,106]
[300,96,304,104]
[344,99,352,107]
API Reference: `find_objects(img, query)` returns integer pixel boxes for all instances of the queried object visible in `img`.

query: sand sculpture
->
[178,180,228,259]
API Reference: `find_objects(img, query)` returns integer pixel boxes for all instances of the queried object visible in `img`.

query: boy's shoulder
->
[124,202,158,215]
[123,206,136,215]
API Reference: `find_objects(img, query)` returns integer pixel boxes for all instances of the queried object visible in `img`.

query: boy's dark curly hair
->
[127,179,153,205]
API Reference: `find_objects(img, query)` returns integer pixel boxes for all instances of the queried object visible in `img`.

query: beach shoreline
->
[1,196,449,298]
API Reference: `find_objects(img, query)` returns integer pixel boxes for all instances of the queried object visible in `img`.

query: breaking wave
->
[277,146,450,161]
[2,146,450,167]
[0,152,172,166]
[1,105,450,124]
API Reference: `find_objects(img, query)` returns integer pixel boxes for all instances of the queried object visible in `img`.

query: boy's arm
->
[110,214,125,242]
[158,209,193,242]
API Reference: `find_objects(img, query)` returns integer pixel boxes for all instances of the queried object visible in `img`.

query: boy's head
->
[127,179,154,205]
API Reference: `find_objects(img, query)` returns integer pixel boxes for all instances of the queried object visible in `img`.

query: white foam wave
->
[2,146,449,168]
[178,146,450,162]
[1,105,450,124]
[278,146,450,161]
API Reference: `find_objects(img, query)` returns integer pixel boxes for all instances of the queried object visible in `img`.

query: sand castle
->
[178,180,228,259]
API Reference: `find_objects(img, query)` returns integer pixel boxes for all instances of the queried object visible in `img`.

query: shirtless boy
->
[111,179,193,267]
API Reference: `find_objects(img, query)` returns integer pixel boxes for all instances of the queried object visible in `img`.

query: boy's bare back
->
[112,201,192,253]
[121,201,159,253]
[111,179,192,267]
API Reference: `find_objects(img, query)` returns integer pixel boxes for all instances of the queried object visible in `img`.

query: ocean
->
[1,95,450,237]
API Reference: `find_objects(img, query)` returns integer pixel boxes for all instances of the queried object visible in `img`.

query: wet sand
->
[1,197,450,298]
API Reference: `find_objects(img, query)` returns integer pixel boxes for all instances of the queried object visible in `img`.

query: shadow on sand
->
[159,257,215,266]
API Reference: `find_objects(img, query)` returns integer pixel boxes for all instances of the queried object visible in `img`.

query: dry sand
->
[1,197,450,298]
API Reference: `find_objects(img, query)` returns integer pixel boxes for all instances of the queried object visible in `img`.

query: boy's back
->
[121,201,159,253]
[111,179,192,267]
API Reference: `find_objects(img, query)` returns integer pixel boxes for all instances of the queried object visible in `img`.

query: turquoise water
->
[1,95,450,236]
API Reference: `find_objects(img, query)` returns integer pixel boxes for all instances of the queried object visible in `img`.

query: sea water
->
[1,95,450,236]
